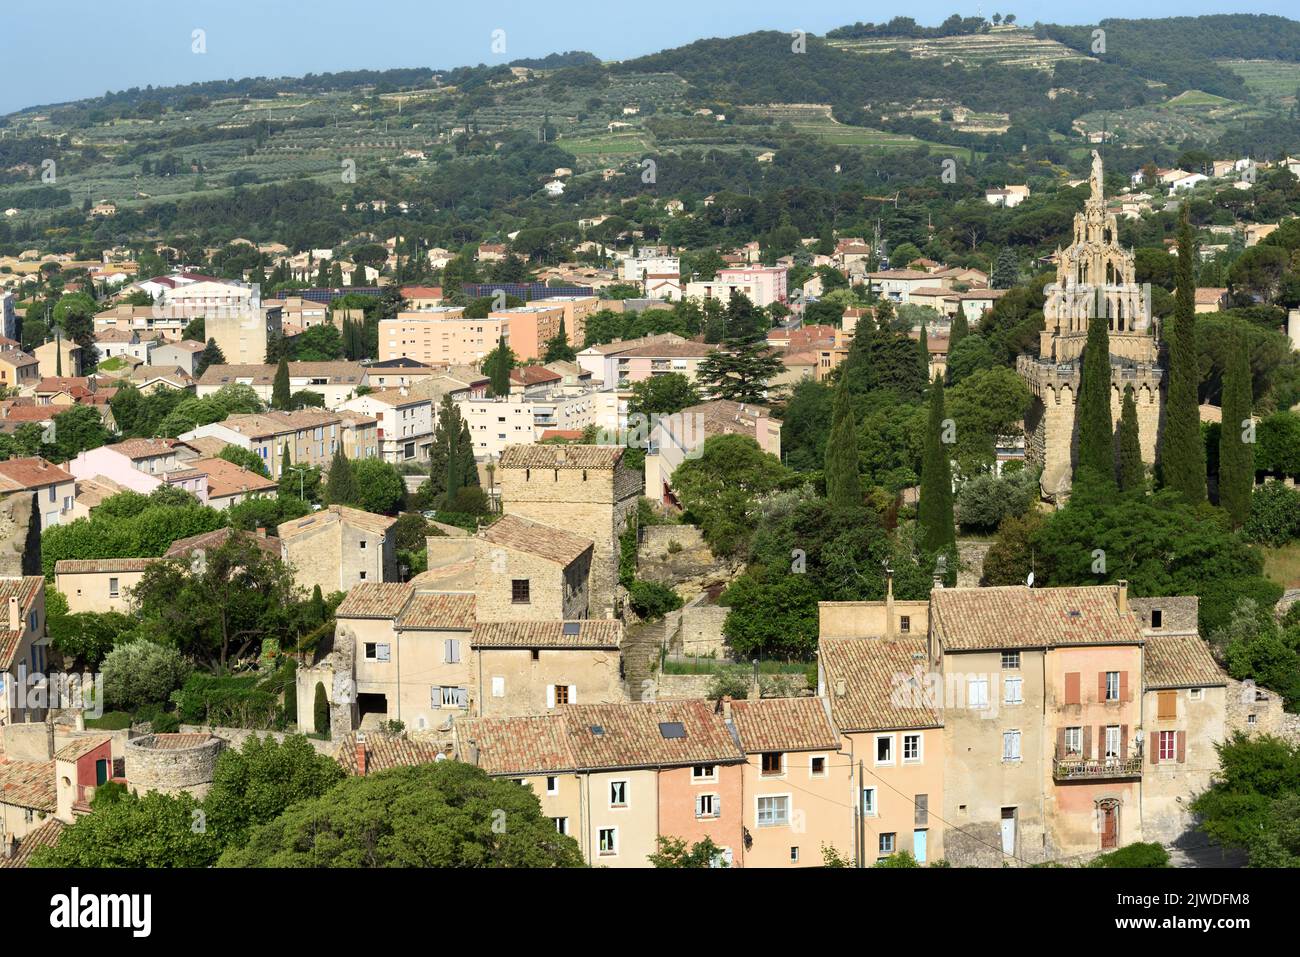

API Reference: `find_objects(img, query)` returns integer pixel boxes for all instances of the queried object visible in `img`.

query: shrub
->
[85,711,133,730]
[101,641,192,713]
[172,674,281,728]
[628,579,683,620]
[1087,842,1170,868]
[1244,480,1300,546]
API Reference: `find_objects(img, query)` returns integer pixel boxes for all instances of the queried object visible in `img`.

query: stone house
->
[0,576,49,725]
[54,558,159,614]
[471,619,625,716]
[0,458,76,530]
[474,514,593,622]
[277,505,398,595]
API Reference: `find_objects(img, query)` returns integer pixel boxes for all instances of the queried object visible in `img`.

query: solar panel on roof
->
[658,722,686,739]
[590,725,604,736]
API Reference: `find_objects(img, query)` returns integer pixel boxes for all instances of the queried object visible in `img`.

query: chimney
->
[747,659,761,701]
[884,566,896,640]
[834,678,847,698]
[721,695,733,722]
[255,527,266,538]
[7,596,18,633]
[1117,579,1129,614]
[46,716,55,759]
[2,834,17,860]
[355,733,368,776]
[74,710,85,732]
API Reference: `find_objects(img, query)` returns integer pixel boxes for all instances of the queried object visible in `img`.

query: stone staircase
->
[621,618,666,702]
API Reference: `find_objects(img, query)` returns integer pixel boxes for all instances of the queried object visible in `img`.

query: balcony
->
[1052,755,1142,782]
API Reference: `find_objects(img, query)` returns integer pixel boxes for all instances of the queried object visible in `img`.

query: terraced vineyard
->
[1074,93,1270,146]
[1221,59,1300,104]
[828,26,1095,72]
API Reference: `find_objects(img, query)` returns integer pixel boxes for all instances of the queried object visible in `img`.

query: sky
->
[2,0,1294,115]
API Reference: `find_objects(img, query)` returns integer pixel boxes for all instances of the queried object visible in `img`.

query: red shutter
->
[1098,725,1107,758]
[1064,672,1080,705]
[1083,725,1093,759]
[1056,728,1066,759]
[1176,731,1186,764]
[1119,671,1129,703]
[1150,731,1160,765]
[1120,724,1129,760]
[1098,672,1107,703]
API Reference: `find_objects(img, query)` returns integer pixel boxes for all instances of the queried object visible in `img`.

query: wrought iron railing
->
[1052,755,1142,781]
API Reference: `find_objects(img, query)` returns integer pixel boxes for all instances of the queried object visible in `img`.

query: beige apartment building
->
[460,387,601,459]
[205,305,283,366]
[339,389,433,463]
[196,362,367,409]
[471,619,625,716]
[0,348,40,391]
[33,339,82,379]
[488,305,564,362]
[277,505,398,595]
[54,558,159,614]
[181,410,377,479]
[530,295,599,347]
[377,308,490,365]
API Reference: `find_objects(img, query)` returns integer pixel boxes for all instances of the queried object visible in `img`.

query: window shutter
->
[546,685,555,709]
[1098,725,1107,757]
[1120,724,1129,760]
[1119,671,1129,703]
[1176,730,1186,764]
[915,793,928,826]
[1097,672,1107,702]
[568,684,576,704]
[715,794,721,818]
[1083,725,1092,759]
[1056,728,1066,759]
[695,795,702,817]
[1064,672,1080,705]
[1150,731,1160,765]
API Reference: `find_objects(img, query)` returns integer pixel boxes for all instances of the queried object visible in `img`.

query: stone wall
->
[663,604,730,658]
[0,492,40,578]
[956,540,991,588]
[1226,677,1300,743]
[637,525,719,586]
[177,724,334,755]
[125,733,226,798]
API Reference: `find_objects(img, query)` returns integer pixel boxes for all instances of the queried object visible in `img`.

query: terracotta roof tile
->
[729,697,839,752]
[163,527,281,560]
[819,636,941,733]
[188,457,278,499]
[336,582,413,619]
[1143,633,1226,689]
[932,585,1144,652]
[53,735,112,762]
[396,592,475,630]
[0,457,74,491]
[0,759,55,811]
[55,558,159,574]
[0,576,44,670]
[277,505,397,541]
[498,444,624,470]
[481,514,593,567]
[562,700,745,770]
[459,715,577,775]
[471,619,622,649]
[0,818,64,867]
[336,731,447,775]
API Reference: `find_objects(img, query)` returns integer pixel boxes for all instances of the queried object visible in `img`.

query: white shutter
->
[714,794,721,818]
[567,684,576,704]
[546,685,555,709]
[695,795,703,817]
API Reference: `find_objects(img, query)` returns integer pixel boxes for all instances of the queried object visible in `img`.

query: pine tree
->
[949,311,969,350]
[313,682,329,735]
[1117,385,1144,493]
[824,381,861,508]
[544,317,576,362]
[1076,312,1116,487]
[990,247,1020,290]
[918,375,956,553]
[271,355,291,409]
[875,297,895,330]
[195,337,225,377]
[1162,206,1207,503]
[351,267,366,287]
[323,448,360,506]
[1218,321,1255,526]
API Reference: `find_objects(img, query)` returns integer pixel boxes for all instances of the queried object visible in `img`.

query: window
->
[554,684,570,706]
[1105,671,1120,702]
[810,755,826,777]
[609,780,628,807]
[761,752,783,776]
[546,776,558,795]
[108,577,119,598]
[359,540,367,550]
[438,686,467,708]
[598,828,617,855]
[1004,676,1023,705]
[1064,727,1082,755]
[692,764,717,782]
[358,571,367,581]
[47,486,56,503]
[861,787,877,816]
[1001,650,1021,670]
[1151,608,1163,629]
[491,676,505,698]
[875,734,895,766]
[1248,713,1258,726]
[757,795,790,827]
[444,639,461,664]
[1157,690,1177,720]
[879,833,895,854]
[902,734,921,763]
[1003,730,1021,762]
[554,817,569,835]
[1159,730,1176,761]
[511,579,530,604]
[695,793,718,818]
[790,846,800,863]
[1189,688,1204,701]
[967,676,989,710]
[364,643,390,661]
[1105,725,1121,760]
[899,615,911,634]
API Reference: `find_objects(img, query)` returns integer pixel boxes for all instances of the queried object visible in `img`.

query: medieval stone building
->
[1017,151,1164,500]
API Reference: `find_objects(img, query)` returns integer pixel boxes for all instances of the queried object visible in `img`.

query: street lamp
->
[286,464,310,501]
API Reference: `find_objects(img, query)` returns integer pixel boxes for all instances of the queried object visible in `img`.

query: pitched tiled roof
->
[931,585,1144,652]
[106,437,183,460]
[189,457,278,499]
[143,733,214,750]
[481,514,593,567]
[0,576,44,670]
[1144,633,1227,690]
[563,700,745,770]
[55,558,159,574]
[0,759,56,811]
[53,735,111,762]
[73,475,127,510]
[277,505,397,541]
[336,732,448,775]
[396,592,475,630]
[163,527,281,560]
[180,435,228,458]
[336,582,413,619]
[615,340,715,358]
[198,362,366,386]
[819,636,941,733]
[729,697,839,753]
[459,715,577,775]
[471,620,622,650]
[510,365,562,387]
[498,444,623,470]
[0,818,64,868]
[0,456,74,491]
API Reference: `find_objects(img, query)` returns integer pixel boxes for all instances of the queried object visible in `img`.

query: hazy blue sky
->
[3,0,1293,114]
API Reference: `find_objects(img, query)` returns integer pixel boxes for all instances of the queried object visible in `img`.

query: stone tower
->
[1017,151,1164,500]
[496,445,641,618]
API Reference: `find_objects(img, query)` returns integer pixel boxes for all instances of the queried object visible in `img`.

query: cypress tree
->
[1076,312,1116,486]
[282,660,297,727]
[824,381,862,508]
[949,311,969,350]
[309,584,326,626]
[484,334,513,397]
[280,442,292,478]
[324,447,360,506]
[271,354,291,410]
[918,374,956,553]
[1117,385,1144,493]
[917,324,930,383]
[1162,206,1207,503]
[1218,321,1255,526]
[313,682,329,735]
[458,420,479,488]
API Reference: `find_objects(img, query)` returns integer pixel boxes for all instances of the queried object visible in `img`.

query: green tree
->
[352,459,407,515]
[948,311,969,350]
[31,789,218,868]
[482,334,515,397]
[1163,206,1207,503]
[672,434,792,556]
[695,342,784,403]
[1117,385,1144,492]
[313,681,329,735]
[218,762,584,867]
[627,373,700,418]
[990,247,1020,289]
[323,448,360,507]
[824,381,861,508]
[543,317,576,362]
[101,640,193,711]
[195,338,226,377]
[917,375,956,553]
[271,355,291,410]
[1076,313,1115,487]
[1219,322,1255,526]
[648,835,727,867]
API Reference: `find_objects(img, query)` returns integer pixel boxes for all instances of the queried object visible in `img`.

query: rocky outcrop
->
[0,492,41,578]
